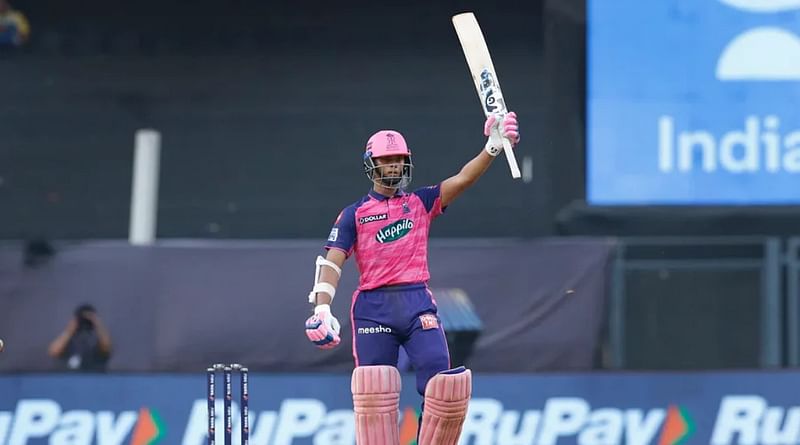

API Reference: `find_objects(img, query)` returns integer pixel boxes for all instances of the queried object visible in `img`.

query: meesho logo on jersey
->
[588,0,800,204]
[375,219,413,243]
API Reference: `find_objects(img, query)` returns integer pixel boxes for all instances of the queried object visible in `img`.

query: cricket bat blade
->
[452,12,521,179]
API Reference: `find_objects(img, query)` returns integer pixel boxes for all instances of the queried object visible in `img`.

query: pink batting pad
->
[418,368,472,445]
[351,366,402,445]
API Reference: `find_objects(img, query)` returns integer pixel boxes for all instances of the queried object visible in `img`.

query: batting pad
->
[418,366,472,445]
[351,365,402,445]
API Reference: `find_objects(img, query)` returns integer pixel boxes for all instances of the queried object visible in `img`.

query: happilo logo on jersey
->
[657,0,800,176]
[375,219,414,243]
[0,400,165,445]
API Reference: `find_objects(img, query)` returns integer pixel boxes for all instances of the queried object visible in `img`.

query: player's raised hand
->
[305,304,341,350]
[484,112,520,156]
[501,112,520,145]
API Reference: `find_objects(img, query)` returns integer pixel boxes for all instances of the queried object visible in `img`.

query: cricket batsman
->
[304,112,519,444]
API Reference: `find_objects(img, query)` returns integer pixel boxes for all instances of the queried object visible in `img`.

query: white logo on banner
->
[717,0,800,80]
[718,0,800,13]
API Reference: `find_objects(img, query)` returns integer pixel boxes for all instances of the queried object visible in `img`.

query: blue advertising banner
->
[588,0,800,204]
[0,371,799,444]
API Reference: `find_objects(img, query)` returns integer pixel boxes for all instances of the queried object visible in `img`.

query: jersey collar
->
[368,189,406,201]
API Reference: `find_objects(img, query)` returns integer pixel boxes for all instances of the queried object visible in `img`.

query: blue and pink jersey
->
[325,185,445,290]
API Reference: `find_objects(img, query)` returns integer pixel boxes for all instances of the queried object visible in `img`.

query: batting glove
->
[484,111,520,156]
[305,304,341,349]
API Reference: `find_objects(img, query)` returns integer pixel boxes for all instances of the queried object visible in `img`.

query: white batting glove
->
[304,304,341,349]
[483,111,520,156]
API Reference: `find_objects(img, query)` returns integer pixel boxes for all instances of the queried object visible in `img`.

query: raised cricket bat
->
[452,12,521,179]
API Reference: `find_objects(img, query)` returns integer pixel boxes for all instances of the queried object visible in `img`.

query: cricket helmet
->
[363,130,413,189]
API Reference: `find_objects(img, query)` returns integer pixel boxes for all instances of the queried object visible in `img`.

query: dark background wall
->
[0,0,593,240]
[3,0,796,240]
[0,239,612,372]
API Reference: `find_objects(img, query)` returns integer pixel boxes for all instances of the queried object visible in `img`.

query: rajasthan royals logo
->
[386,133,398,151]
[419,314,439,330]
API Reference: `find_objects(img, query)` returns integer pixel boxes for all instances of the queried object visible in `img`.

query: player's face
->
[374,155,405,178]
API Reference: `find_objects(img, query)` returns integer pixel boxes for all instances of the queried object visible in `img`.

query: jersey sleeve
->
[324,205,357,256]
[413,184,445,218]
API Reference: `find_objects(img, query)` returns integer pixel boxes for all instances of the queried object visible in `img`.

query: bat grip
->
[501,136,521,179]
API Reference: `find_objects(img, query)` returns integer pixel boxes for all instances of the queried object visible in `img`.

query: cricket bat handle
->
[502,136,521,179]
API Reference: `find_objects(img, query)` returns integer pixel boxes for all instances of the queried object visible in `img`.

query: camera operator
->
[48,304,113,371]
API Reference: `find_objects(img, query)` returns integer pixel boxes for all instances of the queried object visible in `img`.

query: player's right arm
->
[310,249,346,306]
[304,205,357,350]
[440,112,519,207]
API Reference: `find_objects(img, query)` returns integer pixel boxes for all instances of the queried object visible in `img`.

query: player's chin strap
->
[308,255,342,304]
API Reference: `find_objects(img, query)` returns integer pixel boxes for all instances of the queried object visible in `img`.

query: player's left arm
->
[440,112,519,207]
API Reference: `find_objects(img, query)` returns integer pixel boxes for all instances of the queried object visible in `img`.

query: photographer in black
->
[48,304,113,371]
